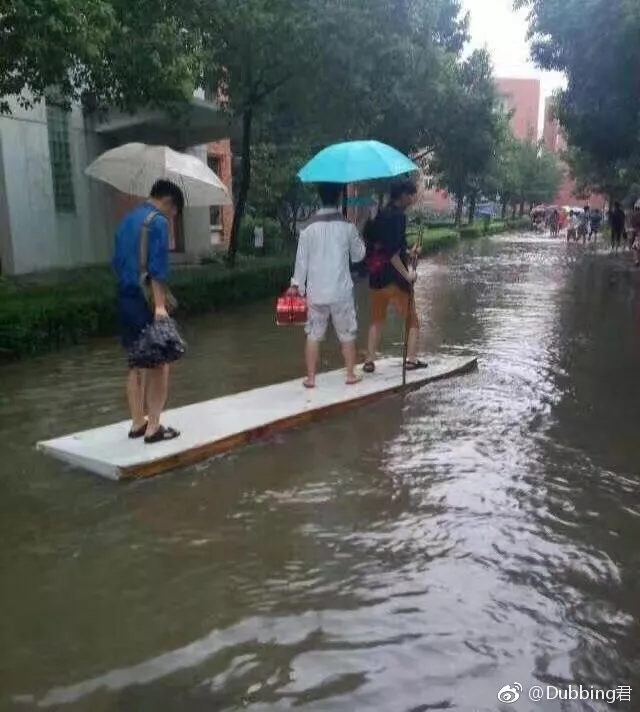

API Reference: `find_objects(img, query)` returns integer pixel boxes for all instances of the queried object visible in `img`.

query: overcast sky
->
[462,0,565,99]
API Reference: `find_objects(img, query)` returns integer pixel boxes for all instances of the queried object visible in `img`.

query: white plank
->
[37,356,477,480]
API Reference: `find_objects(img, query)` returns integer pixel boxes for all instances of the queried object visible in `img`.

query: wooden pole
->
[402,226,424,386]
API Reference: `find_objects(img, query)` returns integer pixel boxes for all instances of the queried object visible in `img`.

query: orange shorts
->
[370,284,419,328]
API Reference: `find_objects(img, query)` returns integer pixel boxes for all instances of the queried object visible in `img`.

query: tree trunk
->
[468,193,477,224]
[501,200,508,220]
[511,203,517,219]
[289,183,299,240]
[519,201,525,216]
[227,108,253,266]
[455,195,464,226]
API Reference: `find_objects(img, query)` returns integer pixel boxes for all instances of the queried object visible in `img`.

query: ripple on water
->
[2,235,640,711]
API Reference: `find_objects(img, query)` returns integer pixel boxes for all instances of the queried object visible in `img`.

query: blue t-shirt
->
[112,203,170,289]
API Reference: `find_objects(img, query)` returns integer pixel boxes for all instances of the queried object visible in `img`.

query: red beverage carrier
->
[276,291,307,326]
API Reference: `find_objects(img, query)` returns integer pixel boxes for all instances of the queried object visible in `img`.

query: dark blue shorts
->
[116,286,153,352]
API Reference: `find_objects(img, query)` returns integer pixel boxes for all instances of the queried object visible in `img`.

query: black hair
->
[150,179,185,213]
[390,179,417,202]
[317,182,343,207]
[614,201,621,209]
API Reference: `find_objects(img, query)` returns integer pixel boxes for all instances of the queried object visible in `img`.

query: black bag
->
[363,214,387,277]
[128,316,187,370]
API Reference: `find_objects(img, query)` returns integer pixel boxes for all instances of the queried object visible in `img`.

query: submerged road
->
[1,233,639,711]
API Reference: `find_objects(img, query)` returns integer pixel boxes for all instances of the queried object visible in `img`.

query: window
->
[207,155,222,226]
[46,103,76,213]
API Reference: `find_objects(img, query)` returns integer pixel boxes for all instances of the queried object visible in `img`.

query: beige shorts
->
[306,300,357,343]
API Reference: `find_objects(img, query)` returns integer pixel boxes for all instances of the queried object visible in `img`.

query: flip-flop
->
[303,380,316,389]
[362,361,375,373]
[144,425,180,444]
[128,422,147,439]
[405,360,428,371]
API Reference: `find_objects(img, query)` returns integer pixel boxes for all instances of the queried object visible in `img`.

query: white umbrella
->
[85,143,232,207]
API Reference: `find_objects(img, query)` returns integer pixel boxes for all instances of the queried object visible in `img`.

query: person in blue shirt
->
[112,179,184,444]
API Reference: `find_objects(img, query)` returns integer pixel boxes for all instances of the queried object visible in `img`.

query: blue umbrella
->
[298,140,418,184]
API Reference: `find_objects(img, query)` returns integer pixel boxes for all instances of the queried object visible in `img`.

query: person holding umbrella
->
[362,180,427,374]
[112,180,184,444]
[86,142,232,443]
[288,182,366,388]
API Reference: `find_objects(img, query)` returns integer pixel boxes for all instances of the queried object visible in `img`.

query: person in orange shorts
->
[362,180,427,373]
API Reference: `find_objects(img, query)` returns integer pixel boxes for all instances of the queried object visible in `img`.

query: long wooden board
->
[37,355,477,481]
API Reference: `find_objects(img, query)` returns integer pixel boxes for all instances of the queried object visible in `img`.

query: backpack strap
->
[139,210,161,282]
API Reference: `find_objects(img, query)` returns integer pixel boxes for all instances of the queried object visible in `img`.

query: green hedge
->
[0,257,293,360]
[408,216,532,249]
[409,217,457,230]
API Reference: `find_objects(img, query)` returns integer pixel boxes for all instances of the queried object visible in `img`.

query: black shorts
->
[116,286,153,354]
[612,229,623,244]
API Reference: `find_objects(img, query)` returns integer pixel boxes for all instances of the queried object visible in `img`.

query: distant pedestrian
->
[289,182,366,388]
[578,206,590,243]
[609,202,626,253]
[363,180,427,373]
[589,208,602,240]
[567,211,579,242]
[112,180,184,444]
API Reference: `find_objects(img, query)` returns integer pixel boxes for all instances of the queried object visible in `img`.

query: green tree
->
[480,129,521,218]
[247,143,317,239]
[199,0,338,264]
[516,0,640,190]
[515,138,562,210]
[201,0,470,264]
[531,148,562,205]
[0,0,203,113]
[429,49,503,225]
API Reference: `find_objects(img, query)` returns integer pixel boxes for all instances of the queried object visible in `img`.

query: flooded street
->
[2,233,640,711]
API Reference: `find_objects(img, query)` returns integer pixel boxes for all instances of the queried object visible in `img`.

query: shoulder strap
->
[139,210,161,277]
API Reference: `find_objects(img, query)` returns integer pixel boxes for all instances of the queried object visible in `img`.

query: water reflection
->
[2,235,640,711]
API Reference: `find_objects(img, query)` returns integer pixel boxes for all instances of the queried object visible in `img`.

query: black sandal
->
[362,361,376,373]
[405,360,428,371]
[128,422,148,439]
[144,425,180,444]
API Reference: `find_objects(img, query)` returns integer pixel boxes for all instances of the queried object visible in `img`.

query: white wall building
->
[0,94,234,276]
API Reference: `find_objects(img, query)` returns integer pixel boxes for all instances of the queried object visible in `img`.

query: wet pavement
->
[1,234,639,711]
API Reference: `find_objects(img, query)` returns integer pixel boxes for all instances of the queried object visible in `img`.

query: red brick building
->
[495,77,541,140]
[415,77,543,214]
[207,139,234,243]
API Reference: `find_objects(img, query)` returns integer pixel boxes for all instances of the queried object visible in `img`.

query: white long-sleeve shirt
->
[291,209,366,305]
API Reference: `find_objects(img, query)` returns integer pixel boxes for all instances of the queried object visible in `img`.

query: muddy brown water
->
[1,234,640,711]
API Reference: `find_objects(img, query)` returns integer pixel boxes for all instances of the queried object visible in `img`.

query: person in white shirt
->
[289,183,366,388]
[567,211,579,241]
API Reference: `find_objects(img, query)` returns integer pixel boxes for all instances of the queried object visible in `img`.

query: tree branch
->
[251,72,295,106]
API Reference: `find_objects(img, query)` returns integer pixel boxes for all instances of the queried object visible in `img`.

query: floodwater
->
[1,234,640,712]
